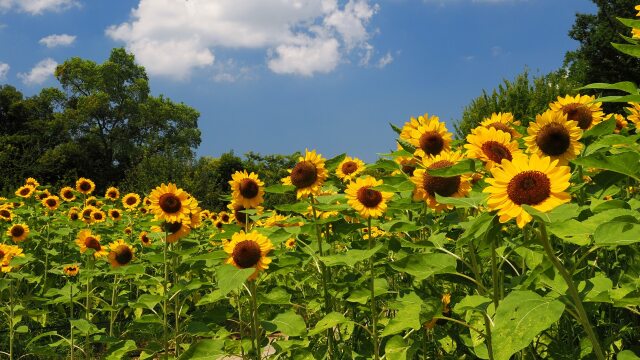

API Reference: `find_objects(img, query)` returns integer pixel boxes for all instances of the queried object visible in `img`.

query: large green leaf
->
[216,264,255,295]
[579,80,638,94]
[390,253,457,281]
[571,151,640,181]
[613,42,640,58]
[104,340,137,360]
[178,339,225,359]
[594,221,640,246]
[385,335,410,360]
[319,244,383,267]
[381,292,423,336]
[582,118,616,139]
[618,350,640,360]
[262,311,307,337]
[435,192,487,209]
[308,312,351,336]
[492,291,565,360]
[427,159,478,177]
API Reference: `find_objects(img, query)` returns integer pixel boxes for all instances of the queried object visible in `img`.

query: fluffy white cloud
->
[376,52,393,68]
[0,0,79,14]
[0,62,9,80]
[107,0,381,79]
[18,58,57,85]
[39,33,76,47]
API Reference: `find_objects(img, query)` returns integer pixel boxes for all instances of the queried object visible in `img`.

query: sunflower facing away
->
[424,294,452,330]
[484,154,571,228]
[477,112,522,139]
[7,223,29,242]
[63,264,80,277]
[75,177,95,195]
[60,186,76,202]
[282,149,328,199]
[411,151,472,211]
[345,176,393,219]
[224,230,274,280]
[105,187,120,201]
[122,193,141,210]
[15,185,35,198]
[75,229,108,258]
[107,239,135,267]
[148,183,195,223]
[465,126,522,169]
[0,244,24,273]
[229,170,265,208]
[404,116,453,159]
[549,94,604,130]
[336,156,366,182]
[524,110,583,165]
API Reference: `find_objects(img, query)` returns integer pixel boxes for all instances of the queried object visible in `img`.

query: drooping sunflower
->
[7,223,29,242]
[148,183,195,223]
[477,112,522,139]
[0,244,24,273]
[60,186,76,202]
[464,126,522,169]
[25,177,40,188]
[405,117,453,159]
[139,231,152,247]
[229,170,265,208]
[282,149,328,199]
[524,110,583,165]
[549,94,604,130]
[15,185,35,198]
[223,230,274,280]
[63,264,80,277]
[284,238,297,249]
[105,187,120,201]
[336,156,366,182]
[107,239,135,268]
[345,176,394,219]
[122,193,141,210]
[484,154,571,228]
[75,229,108,258]
[108,209,122,221]
[151,221,192,243]
[91,209,107,223]
[75,177,95,195]
[42,195,61,211]
[411,151,472,211]
[625,102,640,127]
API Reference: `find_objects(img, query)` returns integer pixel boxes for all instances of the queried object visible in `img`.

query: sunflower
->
[227,202,263,226]
[609,114,628,133]
[109,209,122,221]
[148,183,195,223]
[63,264,80,277]
[42,195,61,211]
[0,244,24,273]
[25,177,40,188]
[484,154,571,228]
[282,149,328,199]
[549,94,604,130]
[67,207,80,221]
[60,186,76,202]
[7,223,29,242]
[151,221,191,243]
[75,177,95,195]
[464,126,522,169]
[139,231,152,247]
[229,171,265,208]
[107,239,135,267]
[15,185,35,198]
[284,238,297,249]
[105,187,120,201]
[625,102,640,127]
[336,156,366,182]
[91,209,107,223]
[345,176,394,219]
[80,206,96,224]
[85,196,98,207]
[124,226,133,236]
[218,211,231,224]
[189,208,203,229]
[404,117,453,159]
[260,212,303,228]
[362,226,385,240]
[75,229,108,258]
[477,112,522,139]
[122,193,141,210]
[424,294,452,330]
[399,112,440,142]
[0,208,14,221]
[200,209,211,221]
[411,151,472,211]
[36,189,52,201]
[524,110,583,165]
[214,220,224,230]
[223,230,274,280]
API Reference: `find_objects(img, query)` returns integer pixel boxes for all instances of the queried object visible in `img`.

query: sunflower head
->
[484,154,571,228]
[411,151,472,211]
[336,156,366,182]
[15,185,35,198]
[75,229,108,258]
[60,186,76,201]
[122,193,141,210]
[284,238,297,249]
[0,208,14,221]
[608,114,628,133]
[345,176,394,219]
[105,187,120,200]
[230,171,265,208]
[85,196,98,207]
[227,202,262,226]
[75,177,95,195]
[25,177,40,188]
[399,113,441,142]
[148,184,195,223]
[465,126,521,169]
[219,211,231,224]
[63,264,80,277]
[109,209,122,221]
[524,110,583,165]
[549,94,604,130]
[152,221,191,243]
[91,209,106,223]
[0,244,25,273]
[42,195,60,211]
[625,102,640,128]
[108,239,135,267]
[68,208,80,221]
[80,206,96,224]
[408,119,453,159]
[223,230,274,280]
[7,223,29,242]
[478,112,521,139]
[139,231,152,247]
[282,149,328,199]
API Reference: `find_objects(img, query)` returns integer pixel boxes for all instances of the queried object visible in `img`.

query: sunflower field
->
[3,8,640,360]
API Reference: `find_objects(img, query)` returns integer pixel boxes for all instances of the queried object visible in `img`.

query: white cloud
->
[39,33,76,48]
[0,0,79,15]
[376,51,393,68]
[212,59,254,83]
[18,58,57,85]
[107,0,381,79]
[0,62,9,80]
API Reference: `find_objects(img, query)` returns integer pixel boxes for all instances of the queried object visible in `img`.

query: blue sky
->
[0,0,597,162]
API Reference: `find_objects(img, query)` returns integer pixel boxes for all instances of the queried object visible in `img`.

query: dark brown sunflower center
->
[402,164,416,175]
[19,188,30,196]
[419,131,445,156]
[0,209,10,217]
[38,193,48,200]
[93,212,103,220]
[424,160,461,197]
[79,182,91,192]
[11,226,24,237]
[108,191,117,198]
[159,194,181,213]
[125,196,137,206]
[67,266,77,272]
[481,141,512,163]
[215,221,223,229]
[536,123,571,156]
[82,210,92,219]
[46,198,57,207]
[163,221,183,234]
[85,237,101,251]
[221,214,230,222]
[63,190,74,199]
[234,206,250,224]
[232,240,262,268]
[341,161,359,175]
[141,234,150,243]
[356,186,383,208]
[563,104,593,130]
[507,170,551,205]
[112,210,121,218]
[114,245,133,265]
[239,179,259,199]
[290,161,318,189]
[70,213,79,221]
[0,250,5,259]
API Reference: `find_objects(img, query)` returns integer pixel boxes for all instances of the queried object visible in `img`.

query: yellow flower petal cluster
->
[411,151,472,211]
[282,149,328,199]
[549,94,604,130]
[525,110,583,165]
[223,230,274,280]
[345,176,393,219]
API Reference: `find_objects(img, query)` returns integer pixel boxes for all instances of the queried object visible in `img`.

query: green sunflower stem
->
[368,218,379,360]
[490,239,500,309]
[9,277,14,360]
[85,256,93,359]
[235,292,246,359]
[468,243,495,360]
[173,243,180,358]
[109,275,118,337]
[162,232,169,359]
[70,278,75,360]
[249,281,260,360]
[537,222,605,360]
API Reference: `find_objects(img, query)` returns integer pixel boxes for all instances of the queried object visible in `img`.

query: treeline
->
[0,48,297,210]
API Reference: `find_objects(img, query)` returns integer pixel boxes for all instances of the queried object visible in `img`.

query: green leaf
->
[308,312,351,336]
[546,219,592,246]
[593,221,640,246]
[435,192,487,209]
[491,291,565,360]
[571,149,640,181]
[385,335,410,360]
[582,118,616,139]
[397,138,417,154]
[382,292,423,336]
[390,253,457,281]
[381,220,424,232]
[579,274,613,303]
[264,184,295,194]
[579,80,638,94]
[617,17,640,31]
[426,159,477,177]
[258,287,291,305]
[612,42,640,58]
[104,340,137,360]
[215,264,255,296]
[131,294,164,310]
[390,122,403,135]
[319,244,383,267]
[618,350,640,360]
[274,201,310,214]
[325,153,346,172]
[263,311,307,337]
[178,339,225,359]
[595,94,640,103]
[367,159,400,172]
[521,203,580,223]
[454,295,492,313]
[345,278,389,304]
